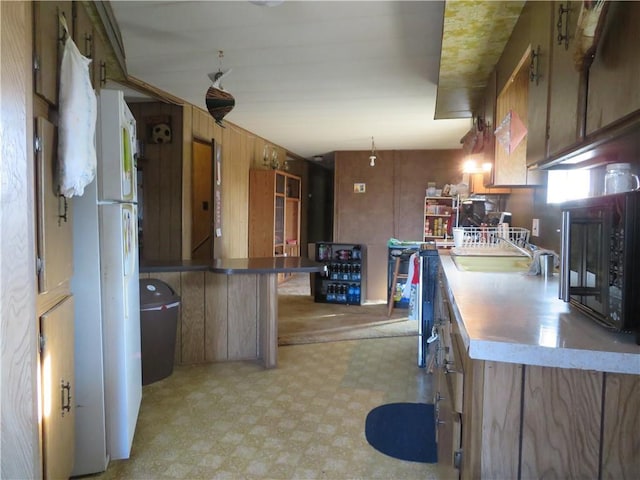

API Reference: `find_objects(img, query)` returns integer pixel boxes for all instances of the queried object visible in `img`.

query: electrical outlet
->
[532,218,540,237]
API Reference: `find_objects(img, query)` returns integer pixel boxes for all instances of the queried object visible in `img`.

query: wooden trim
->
[180,271,206,363]
[204,272,228,362]
[258,273,278,368]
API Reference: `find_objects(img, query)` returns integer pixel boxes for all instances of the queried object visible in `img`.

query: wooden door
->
[41,296,75,480]
[35,116,73,294]
[191,140,213,261]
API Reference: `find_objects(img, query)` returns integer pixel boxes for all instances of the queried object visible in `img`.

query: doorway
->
[191,140,214,261]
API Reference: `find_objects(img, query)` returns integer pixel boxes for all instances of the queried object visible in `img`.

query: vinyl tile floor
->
[95,336,458,480]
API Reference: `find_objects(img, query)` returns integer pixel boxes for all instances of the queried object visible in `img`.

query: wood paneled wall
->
[140,271,260,365]
[0,2,41,477]
[334,149,466,300]
[134,100,299,263]
[129,102,183,261]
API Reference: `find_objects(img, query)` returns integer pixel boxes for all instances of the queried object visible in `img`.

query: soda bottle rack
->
[314,242,364,305]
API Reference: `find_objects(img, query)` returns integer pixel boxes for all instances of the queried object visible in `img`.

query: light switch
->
[532,218,540,237]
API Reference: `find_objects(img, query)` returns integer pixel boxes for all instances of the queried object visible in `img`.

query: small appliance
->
[560,190,640,343]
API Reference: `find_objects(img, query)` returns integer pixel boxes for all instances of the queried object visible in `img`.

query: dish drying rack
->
[457,226,530,249]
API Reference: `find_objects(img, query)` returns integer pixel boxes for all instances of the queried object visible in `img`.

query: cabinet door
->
[586,1,640,135]
[41,296,75,480]
[547,1,582,156]
[35,116,73,293]
[494,54,530,186]
[33,1,72,106]
[526,1,553,167]
[92,20,108,89]
[72,2,95,87]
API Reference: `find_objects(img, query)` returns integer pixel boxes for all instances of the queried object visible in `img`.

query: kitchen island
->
[140,257,323,368]
[434,252,640,479]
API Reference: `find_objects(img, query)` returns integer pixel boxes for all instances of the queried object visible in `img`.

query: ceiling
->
[109,1,523,160]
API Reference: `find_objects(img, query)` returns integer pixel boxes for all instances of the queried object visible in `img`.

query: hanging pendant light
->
[369,136,377,167]
[205,50,235,126]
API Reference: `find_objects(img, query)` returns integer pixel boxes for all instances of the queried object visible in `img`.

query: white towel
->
[58,15,97,198]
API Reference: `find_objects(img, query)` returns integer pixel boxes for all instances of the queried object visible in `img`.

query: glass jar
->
[604,163,640,195]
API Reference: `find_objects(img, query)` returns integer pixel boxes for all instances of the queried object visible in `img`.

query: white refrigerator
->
[72,89,142,475]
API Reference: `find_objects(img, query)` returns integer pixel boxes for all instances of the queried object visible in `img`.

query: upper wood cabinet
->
[526,1,553,168]
[492,0,550,186]
[547,1,583,158]
[586,1,640,135]
[469,173,511,195]
[33,1,72,106]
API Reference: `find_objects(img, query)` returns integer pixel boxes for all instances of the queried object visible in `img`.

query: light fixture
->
[205,50,235,126]
[369,136,377,167]
[462,158,492,174]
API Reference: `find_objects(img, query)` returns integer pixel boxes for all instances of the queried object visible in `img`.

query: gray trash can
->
[139,279,181,385]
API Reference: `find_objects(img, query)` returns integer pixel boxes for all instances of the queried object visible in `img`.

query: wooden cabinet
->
[469,173,511,195]
[33,1,72,106]
[438,264,640,479]
[526,1,553,168]
[423,196,458,242]
[547,1,583,157]
[492,1,549,185]
[249,169,301,259]
[35,116,74,295]
[32,3,77,478]
[40,296,75,480]
[432,269,463,475]
[585,1,640,135]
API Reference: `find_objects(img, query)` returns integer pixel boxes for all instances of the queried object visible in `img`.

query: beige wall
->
[334,149,466,301]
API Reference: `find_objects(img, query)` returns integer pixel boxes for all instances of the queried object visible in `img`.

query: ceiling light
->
[205,50,235,126]
[369,136,377,167]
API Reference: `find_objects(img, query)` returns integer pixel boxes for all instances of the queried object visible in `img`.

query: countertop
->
[439,252,640,375]
[210,256,323,274]
[140,257,324,275]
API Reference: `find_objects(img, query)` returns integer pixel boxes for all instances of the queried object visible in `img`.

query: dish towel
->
[58,14,97,198]
[402,253,420,320]
[527,249,560,276]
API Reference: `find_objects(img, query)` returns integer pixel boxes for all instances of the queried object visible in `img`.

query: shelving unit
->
[313,242,364,305]
[423,196,459,242]
[249,169,301,282]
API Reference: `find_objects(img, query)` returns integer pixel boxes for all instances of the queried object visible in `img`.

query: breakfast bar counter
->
[140,257,323,368]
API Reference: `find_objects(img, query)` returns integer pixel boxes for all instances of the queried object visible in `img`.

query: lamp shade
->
[205,86,235,125]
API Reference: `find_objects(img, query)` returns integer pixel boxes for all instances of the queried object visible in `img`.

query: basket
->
[457,226,530,248]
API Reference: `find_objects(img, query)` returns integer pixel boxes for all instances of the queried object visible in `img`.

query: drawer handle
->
[61,380,72,415]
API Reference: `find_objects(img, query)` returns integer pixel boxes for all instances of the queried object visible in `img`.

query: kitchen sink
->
[450,247,532,273]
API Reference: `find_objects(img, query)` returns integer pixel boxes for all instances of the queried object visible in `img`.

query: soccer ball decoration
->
[151,123,172,144]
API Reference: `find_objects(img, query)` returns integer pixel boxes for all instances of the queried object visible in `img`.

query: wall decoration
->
[145,115,172,144]
[494,109,527,155]
[354,183,366,193]
[214,141,223,237]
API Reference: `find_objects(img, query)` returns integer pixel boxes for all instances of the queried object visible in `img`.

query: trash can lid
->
[139,279,180,309]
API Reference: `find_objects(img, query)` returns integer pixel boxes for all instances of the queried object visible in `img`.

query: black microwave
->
[560,190,640,343]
